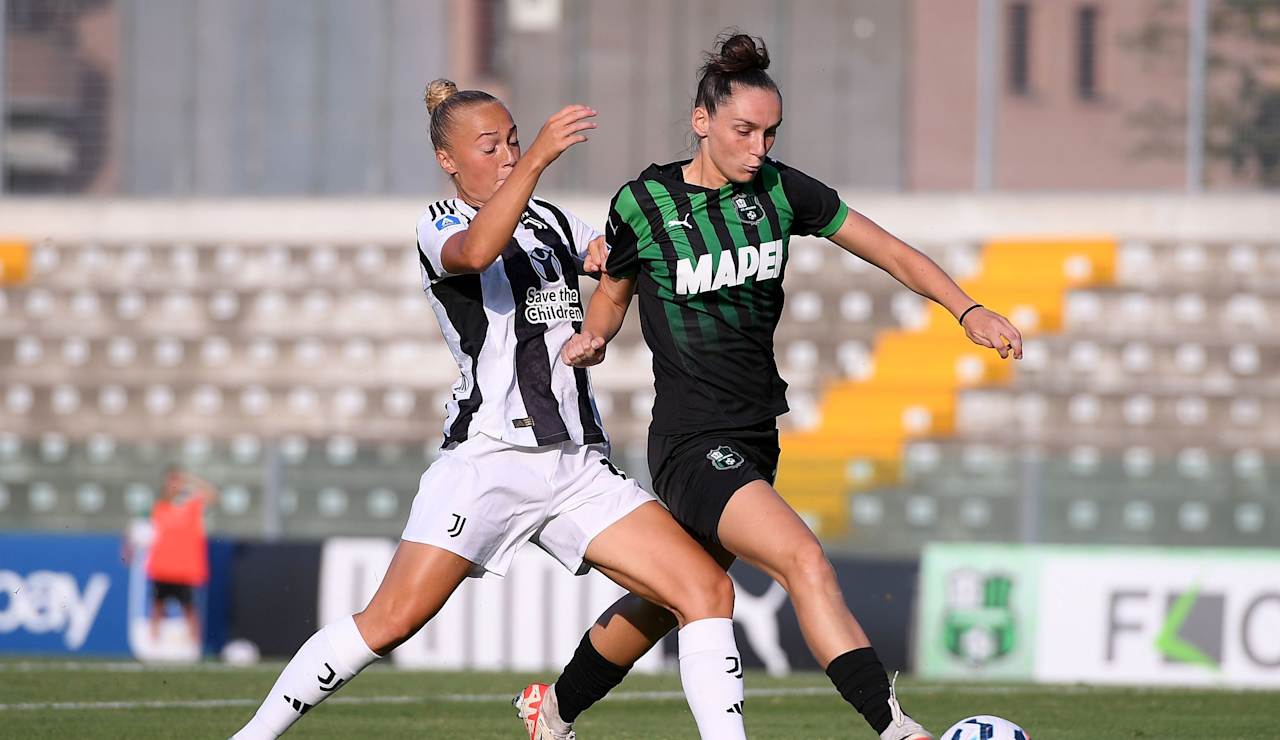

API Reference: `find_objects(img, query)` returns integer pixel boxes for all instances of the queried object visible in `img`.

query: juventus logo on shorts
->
[725,655,743,678]
[598,457,628,479]
[317,662,345,692]
[447,513,467,538]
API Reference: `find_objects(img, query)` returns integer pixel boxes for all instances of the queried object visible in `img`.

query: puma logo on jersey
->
[676,240,783,296]
[667,212,694,230]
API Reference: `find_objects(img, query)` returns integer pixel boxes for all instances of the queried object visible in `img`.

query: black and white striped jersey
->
[416,196,607,448]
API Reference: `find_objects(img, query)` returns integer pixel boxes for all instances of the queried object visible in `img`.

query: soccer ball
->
[940,715,1030,740]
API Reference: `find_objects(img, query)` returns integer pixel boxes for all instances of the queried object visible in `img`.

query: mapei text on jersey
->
[675,239,784,296]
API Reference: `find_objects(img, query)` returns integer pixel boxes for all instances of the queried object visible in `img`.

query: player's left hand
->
[583,235,609,276]
[561,330,607,367]
[961,307,1023,360]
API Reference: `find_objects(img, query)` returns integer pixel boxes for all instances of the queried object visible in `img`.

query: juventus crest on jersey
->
[416,197,607,448]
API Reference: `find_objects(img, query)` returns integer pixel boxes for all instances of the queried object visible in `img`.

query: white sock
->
[232,616,380,739]
[542,684,573,733]
[677,617,747,739]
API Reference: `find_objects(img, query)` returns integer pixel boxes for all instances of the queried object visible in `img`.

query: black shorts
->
[152,581,194,605]
[647,421,780,543]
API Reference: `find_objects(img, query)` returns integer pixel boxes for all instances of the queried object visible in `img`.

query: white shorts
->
[402,433,656,578]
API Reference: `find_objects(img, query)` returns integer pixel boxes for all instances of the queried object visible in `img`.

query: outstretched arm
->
[827,209,1023,359]
[440,105,598,274]
[561,272,637,367]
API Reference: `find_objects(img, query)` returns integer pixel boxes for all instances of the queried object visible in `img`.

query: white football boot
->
[880,672,933,740]
[514,682,576,740]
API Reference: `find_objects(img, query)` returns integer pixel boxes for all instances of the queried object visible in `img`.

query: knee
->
[705,570,736,615]
[607,594,679,639]
[670,568,735,623]
[354,604,425,655]
[781,541,838,597]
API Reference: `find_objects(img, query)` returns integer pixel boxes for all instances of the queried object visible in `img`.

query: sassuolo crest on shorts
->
[706,445,744,471]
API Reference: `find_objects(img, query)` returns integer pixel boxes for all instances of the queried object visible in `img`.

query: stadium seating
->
[775,237,1279,548]
[3,235,1277,545]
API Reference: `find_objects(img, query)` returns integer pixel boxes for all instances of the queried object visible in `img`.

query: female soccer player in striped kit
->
[517,32,1023,740]
[231,80,749,740]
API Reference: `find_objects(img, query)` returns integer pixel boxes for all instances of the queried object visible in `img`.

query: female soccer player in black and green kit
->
[515,32,1023,740]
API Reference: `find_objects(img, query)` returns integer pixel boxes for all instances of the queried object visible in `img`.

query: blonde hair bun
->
[424,78,459,115]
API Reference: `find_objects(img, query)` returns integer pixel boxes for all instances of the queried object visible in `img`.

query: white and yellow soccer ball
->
[941,715,1030,740]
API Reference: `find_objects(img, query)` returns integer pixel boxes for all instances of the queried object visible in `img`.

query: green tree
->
[1128,0,1280,187]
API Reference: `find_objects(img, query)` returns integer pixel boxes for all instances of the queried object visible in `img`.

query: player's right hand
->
[961,306,1023,360]
[561,330,607,367]
[583,235,609,276]
[526,105,597,170]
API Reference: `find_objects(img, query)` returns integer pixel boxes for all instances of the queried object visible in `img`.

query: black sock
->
[553,631,632,723]
[825,647,894,735]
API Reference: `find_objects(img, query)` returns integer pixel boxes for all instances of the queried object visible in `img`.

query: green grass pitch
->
[1,660,1274,738]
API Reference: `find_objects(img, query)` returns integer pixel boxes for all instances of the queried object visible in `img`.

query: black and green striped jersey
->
[605,159,848,434]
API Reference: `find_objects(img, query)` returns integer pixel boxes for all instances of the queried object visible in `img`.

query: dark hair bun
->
[694,29,778,115]
[710,32,769,74]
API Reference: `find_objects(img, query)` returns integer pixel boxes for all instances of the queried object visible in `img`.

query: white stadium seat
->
[366,488,399,518]
[1122,500,1154,531]
[326,436,357,465]
[98,385,128,415]
[1123,447,1154,478]
[231,434,262,463]
[1068,500,1100,530]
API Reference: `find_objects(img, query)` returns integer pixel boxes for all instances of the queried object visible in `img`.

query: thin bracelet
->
[958,303,983,326]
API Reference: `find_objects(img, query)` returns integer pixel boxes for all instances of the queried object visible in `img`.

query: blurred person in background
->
[146,467,218,644]
[523,31,1023,740]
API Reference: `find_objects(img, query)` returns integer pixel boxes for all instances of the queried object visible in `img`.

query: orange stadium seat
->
[0,240,31,285]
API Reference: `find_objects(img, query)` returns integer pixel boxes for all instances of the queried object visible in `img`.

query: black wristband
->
[958,303,983,326]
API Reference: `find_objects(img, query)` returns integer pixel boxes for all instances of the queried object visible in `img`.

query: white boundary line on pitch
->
[0,683,1176,713]
[0,661,282,673]
[0,688,835,712]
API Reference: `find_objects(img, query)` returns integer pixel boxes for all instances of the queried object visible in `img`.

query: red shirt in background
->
[146,496,209,586]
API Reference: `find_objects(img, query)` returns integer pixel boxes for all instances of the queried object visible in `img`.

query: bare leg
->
[572,482,869,667]
[182,602,201,645]
[584,502,734,626]
[150,597,164,640]
[546,483,918,739]
[715,481,869,665]
[583,541,734,665]
[353,540,475,655]
[232,541,473,739]
[579,501,746,739]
